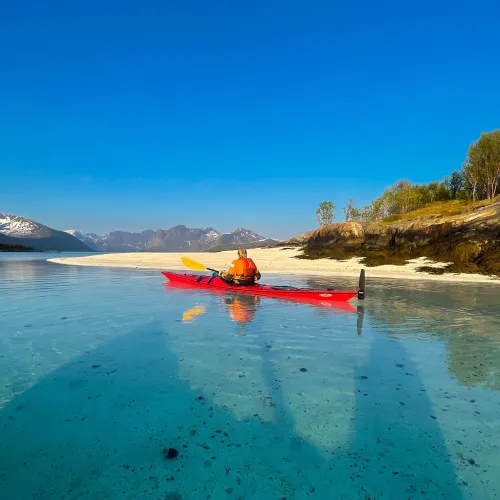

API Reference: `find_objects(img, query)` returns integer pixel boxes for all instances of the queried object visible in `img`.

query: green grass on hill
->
[381,198,495,224]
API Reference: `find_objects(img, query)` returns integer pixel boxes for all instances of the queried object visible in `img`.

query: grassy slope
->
[380,198,494,224]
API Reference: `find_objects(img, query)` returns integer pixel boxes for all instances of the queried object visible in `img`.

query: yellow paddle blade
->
[181,256,207,271]
[181,305,206,322]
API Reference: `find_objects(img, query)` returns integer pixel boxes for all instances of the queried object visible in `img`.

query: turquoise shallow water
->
[1,254,500,499]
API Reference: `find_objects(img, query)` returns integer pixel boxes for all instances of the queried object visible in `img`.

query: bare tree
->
[316,201,335,226]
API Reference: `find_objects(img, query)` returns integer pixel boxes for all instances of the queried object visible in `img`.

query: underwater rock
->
[163,448,178,459]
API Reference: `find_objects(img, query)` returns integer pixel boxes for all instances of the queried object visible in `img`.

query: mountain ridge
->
[65,225,278,252]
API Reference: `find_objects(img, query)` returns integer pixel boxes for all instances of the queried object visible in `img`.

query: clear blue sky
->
[1,0,499,239]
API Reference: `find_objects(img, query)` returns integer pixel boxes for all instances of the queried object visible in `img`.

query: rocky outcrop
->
[306,199,500,248]
[308,222,365,247]
[281,230,316,247]
[290,198,500,276]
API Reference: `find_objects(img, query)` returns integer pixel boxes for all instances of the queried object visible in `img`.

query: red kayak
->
[161,270,365,305]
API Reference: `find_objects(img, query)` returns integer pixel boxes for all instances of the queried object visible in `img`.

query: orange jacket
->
[227,257,260,280]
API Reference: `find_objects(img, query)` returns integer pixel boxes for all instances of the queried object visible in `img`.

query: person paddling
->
[220,248,261,286]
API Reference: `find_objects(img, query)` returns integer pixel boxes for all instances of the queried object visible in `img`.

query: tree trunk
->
[493,165,500,198]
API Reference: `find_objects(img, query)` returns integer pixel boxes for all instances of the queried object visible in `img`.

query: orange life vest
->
[229,257,258,280]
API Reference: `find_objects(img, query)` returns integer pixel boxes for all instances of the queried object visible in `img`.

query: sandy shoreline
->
[48,247,500,284]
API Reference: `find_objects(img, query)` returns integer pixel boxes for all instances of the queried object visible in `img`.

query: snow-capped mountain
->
[0,214,92,252]
[218,228,267,245]
[65,230,103,251]
[0,213,45,237]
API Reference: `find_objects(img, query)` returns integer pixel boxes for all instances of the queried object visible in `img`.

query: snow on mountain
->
[65,230,102,244]
[64,229,104,251]
[199,229,221,245]
[213,228,268,247]
[0,213,51,237]
[65,229,102,241]
[227,228,267,243]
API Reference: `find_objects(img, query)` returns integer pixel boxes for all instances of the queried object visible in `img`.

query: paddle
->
[181,256,220,275]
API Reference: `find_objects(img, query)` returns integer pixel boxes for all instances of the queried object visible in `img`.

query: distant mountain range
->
[0,213,278,252]
[65,226,278,252]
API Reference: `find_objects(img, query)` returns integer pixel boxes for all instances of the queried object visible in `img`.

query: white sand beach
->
[48,247,500,284]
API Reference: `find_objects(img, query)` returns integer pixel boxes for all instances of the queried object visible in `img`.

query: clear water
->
[1,254,499,500]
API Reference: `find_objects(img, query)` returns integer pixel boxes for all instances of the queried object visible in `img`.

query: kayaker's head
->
[237,247,247,259]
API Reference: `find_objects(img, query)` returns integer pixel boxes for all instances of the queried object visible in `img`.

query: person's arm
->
[221,261,236,281]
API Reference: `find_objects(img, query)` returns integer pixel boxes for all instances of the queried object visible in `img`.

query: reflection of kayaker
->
[220,248,261,286]
[222,295,261,336]
[224,295,260,323]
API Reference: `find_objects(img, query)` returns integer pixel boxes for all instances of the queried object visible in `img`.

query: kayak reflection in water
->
[223,295,261,336]
[219,247,261,286]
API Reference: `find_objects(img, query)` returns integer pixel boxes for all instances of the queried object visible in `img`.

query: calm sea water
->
[1,253,499,500]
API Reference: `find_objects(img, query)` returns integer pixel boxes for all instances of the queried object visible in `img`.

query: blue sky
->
[1,0,499,239]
